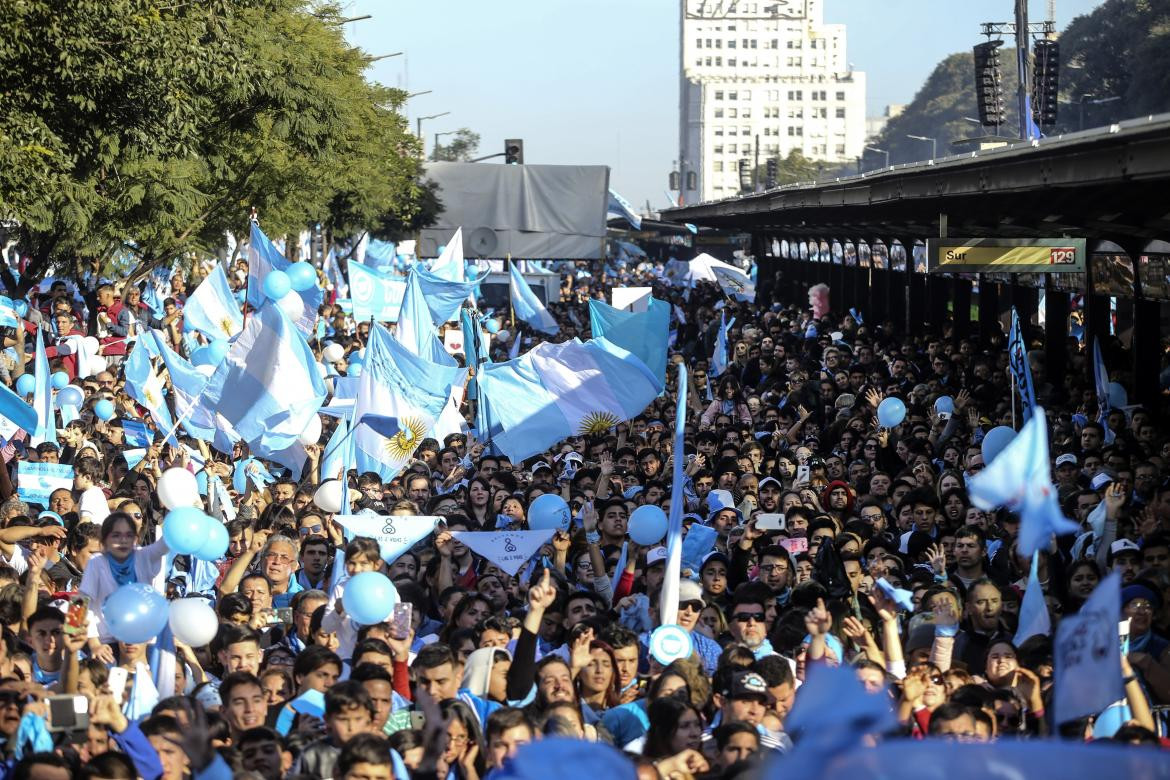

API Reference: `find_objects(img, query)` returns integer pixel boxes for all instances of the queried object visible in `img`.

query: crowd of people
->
[0,248,1163,780]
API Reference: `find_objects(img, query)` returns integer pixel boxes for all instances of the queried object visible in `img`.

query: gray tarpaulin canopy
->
[420,162,609,259]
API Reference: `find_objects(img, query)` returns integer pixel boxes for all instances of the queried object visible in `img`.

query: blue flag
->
[198,301,326,455]
[1092,337,1115,444]
[364,239,397,268]
[396,272,456,367]
[477,336,660,462]
[968,407,1079,556]
[320,416,353,482]
[152,333,239,453]
[429,229,465,282]
[1007,308,1037,421]
[508,263,559,335]
[414,266,476,325]
[588,297,669,388]
[710,312,729,377]
[1014,551,1051,646]
[460,309,485,401]
[607,188,642,230]
[185,263,243,341]
[31,331,54,447]
[0,382,37,438]
[334,514,441,563]
[660,363,688,624]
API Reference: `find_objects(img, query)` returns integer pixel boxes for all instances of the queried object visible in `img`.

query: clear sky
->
[344,0,1104,212]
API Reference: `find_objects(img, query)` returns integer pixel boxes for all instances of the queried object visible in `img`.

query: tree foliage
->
[0,0,431,286]
[430,129,481,162]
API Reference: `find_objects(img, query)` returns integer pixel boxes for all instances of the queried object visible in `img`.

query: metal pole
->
[754,134,760,192]
[1015,0,1031,140]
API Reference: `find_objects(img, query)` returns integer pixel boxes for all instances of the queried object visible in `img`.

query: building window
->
[715,39,722,48]
[741,125,750,135]
[728,108,737,118]
[728,58,736,66]
[771,38,779,48]
[835,144,846,155]
[788,126,802,136]
[713,144,723,154]
[741,89,751,99]
[706,38,713,47]
[696,39,703,48]
[715,57,722,65]
[714,127,723,136]
[728,39,736,48]
[728,127,737,136]
[705,57,712,66]
[836,107,846,118]
[750,39,758,48]
[715,90,724,100]
[836,91,846,101]
[729,91,737,100]
[714,108,724,117]
[787,90,802,100]
[742,108,751,118]
[713,161,723,172]
[728,144,737,153]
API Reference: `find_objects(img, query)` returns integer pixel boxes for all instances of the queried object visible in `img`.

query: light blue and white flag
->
[247,223,323,337]
[508,263,559,336]
[449,529,554,576]
[152,333,239,452]
[396,272,457,367]
[123,661,161,722]
[414,266,477,325]
[477,337,660,462]
[124,339,176,443]
[460,309,486,400]
[711,264,756,303]
[320,417,353,482]
[184,263,243,341]
[660,363,687,624]
[1007,308,1037,422]
[31,331,54,447]
[607,189,642,231]
[352,323,465,480]
[1053,573,1123,725]
[1092,337,1115,444]
[429,228,465,282]
[17,462,73,507]
[0,382,37,441]
[349,262,406,322]
[1014,551,1051,646]
[0,297,19,329]
[324,248,348,298]
[198,301,326,456]
[334,514,441,563]
[588,297,669,387]
[508,332,522,360]
[120,419,152,448]
[710,312,730,378]
[968,407,1079,556]
[365,238,397,268]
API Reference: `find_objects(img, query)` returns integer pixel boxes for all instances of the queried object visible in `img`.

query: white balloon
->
[158,467,200,510]
[322,343,345,363]
[298,414,322,446]
[87,355,107,375]
[314,479,344,513]
[168,598,219,647]
[82,336,100,354]
[276,290,303,320]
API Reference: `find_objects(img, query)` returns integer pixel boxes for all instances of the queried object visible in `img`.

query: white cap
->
[1055,453,1078,468]
[646,546,668,566]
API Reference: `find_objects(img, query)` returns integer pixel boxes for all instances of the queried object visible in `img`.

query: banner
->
[450,529,554,576]
[334,514,442,563]
[349,263,406,323]
[1053,573,1123,724]
[18,462,74,507]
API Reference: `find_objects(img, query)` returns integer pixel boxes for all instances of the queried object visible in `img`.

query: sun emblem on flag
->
[578,411,621,435]
[384,416,428,460]
[220,317,235,337]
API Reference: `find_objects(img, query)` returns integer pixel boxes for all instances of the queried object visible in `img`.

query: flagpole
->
[507,254,515,331]
[1011,373,1017,430]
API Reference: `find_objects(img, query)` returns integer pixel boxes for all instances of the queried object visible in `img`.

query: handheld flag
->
[1092,338,1115,444]
[395,272,457,367]
[334,514,441,563]
[967,407,1079,556]
[414,266,478,325]
[711,264,756,303]
[607,189,643,230]
[185,263,243,341]
[124,339,176,443]
[0,382,38,439]
[324,248,349,299]
[1053,573,1123,724]
[449,529,554,576]
[429,228,466,282]
[1007,308,1037,421]
[588,297,669,387]
[1014,551,1051,646]
[31,331,54,447]
[248,223,323,336]
[349,262,406,322]
[508,263,559,335]
[710,312,729,377]
[660,363,687,625]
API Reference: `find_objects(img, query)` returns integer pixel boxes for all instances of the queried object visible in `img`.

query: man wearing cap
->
[757,477,782,513]
[1110,540,1144,585]
[1122,582,1170,702]
[669,579,721,674]
[703,669,785,753]
[1054,453,1080,489]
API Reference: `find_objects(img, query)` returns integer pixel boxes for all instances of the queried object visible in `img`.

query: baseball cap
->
[678,579,705,606]
[531,461,552,473]
[646,546,667,567]
[1055,453,1078,468]
[1110,539,1142,558]
[1090,472,1114,491]
[723,670,773,702]
[759,477,782,491]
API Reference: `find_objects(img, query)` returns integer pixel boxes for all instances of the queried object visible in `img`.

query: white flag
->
[335,514,441,563]
[1053,572,1123,725]
[450,529,554,576]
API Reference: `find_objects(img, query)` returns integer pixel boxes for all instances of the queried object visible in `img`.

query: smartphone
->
[795,465,811,485]
[107,667,129,706]
[779,537,808,555]
[409,710,426,730]
[390,603,413,640]
[271,607,293,626]
[64,595,89,636]
[1120,618,1131,655]
[45,694,88,733]
[756,513,786,531]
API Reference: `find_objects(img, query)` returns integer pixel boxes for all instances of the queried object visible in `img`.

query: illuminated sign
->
[926,238,1086,273]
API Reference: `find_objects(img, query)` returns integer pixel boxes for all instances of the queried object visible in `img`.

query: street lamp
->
[416,112,450,138]
[865,146,890,169]
[906,134,937,160]
[1079,94,1121,131]
[406,90,432,99]
[433,130,458,158]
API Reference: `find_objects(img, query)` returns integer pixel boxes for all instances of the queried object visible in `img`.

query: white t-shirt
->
[78,486,110,524]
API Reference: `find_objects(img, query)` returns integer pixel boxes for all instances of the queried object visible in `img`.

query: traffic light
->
[504,139,524,164]
[973,40,1005,127]
[1032,39,1060,127]
[765,157,778,188]
[685,171,697,191]
[738,158,753,192]
[669,171,681,190]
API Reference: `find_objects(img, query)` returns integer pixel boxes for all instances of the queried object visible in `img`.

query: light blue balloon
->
[629,504,668,546]
[347,349,364,365]
[15,374,35,396]
[349,365,362,377]
[193,520,229,562]
[50,371,68,390]
[162,507,211,555]
[287,261,317,292]
[342,572,398,625]
[262,269,292,301]
[207,339,230,364]
[484,318,500,334]
[189,345,214,367]
[56,385,84,408]
[934,396,955,415]
[528,493,571,532]
[1106,381,1128,409]
[103,583,169,644]
[982,425,1017,464]
[93,399,115,421]
[876,396,907,428]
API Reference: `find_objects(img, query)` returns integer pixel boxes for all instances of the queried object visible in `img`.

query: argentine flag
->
[247,223,323,337]
[124,339,176,443]
[509,263,559,335]
[185,263,243,341]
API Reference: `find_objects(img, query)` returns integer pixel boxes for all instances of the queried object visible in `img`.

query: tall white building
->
[678,0,866,204]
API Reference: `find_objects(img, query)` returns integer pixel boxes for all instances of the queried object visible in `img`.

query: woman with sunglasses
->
[78,511,169,656]
[898,663,950,737]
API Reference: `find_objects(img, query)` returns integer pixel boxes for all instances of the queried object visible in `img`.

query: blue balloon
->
[934,396,955,415]
[162,507,211,555]
[342,572,398,625]
[207,340,230,364]
[629,504,668,546]
[103,583,169,644]
[347,349,365,365]
[193,520,229,562]
[876,396,907,428]
[262,270,292,301]
[349,365,362,377]
[56,385,84,408]
[50,371,68,390]
[93,399,115,421]
[484,318,500,334]
[982,425,1017,464]
[287,262,317,292]
[528,493,571,532]
[189,345,214,367]
[15,375,34,396]
[13,300,27,317]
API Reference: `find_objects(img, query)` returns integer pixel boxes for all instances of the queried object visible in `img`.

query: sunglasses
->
[733,612,766,624]
[679,600,703,613]
[298,524,324,536]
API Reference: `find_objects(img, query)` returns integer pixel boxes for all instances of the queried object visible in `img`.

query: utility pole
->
[1014,0,1032,140]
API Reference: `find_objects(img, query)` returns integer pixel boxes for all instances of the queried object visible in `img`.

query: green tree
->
[430,129,481,162]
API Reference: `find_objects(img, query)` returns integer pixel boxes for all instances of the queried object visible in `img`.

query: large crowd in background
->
[0,248,1162,780]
